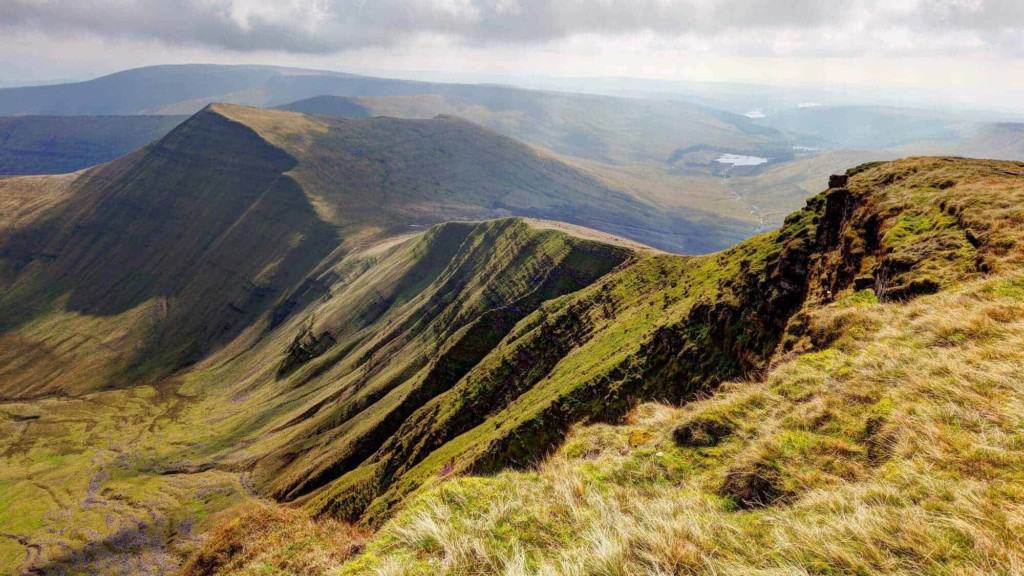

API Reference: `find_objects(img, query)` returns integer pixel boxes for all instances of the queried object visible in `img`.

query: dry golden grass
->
[211,103,329,155]
[343,271,1024,575]
[182,503,368,576]
[0,171,78,233]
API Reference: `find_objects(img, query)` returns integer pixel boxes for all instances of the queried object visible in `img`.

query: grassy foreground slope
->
[2,101,1022,575]
[188,157,1024,575]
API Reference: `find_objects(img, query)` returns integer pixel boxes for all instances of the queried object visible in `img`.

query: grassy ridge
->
[0,101,737,399]
[215,103,753,253]
[183,157,1024,575]
[346,269,1024,576]
[0,216,633,574]
[2,99,1023,575]
[227,219,634,504]
[0,106,339,397]
[337,158,1024,574]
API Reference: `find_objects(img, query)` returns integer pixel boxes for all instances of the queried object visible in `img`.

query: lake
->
[716,153,769,166]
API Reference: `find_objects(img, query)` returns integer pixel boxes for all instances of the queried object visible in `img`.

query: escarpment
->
[296,158,1021,525]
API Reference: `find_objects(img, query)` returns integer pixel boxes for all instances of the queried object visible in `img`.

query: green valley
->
[4,2,1024,573]
[1,96,1023,576]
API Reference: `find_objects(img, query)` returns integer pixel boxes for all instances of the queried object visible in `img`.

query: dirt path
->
[1,533,42,575]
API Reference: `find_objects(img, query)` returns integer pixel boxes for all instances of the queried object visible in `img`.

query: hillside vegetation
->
[0,103,744,399]
[206,104,750,253]
[197,157,1024,575]
[1,97,1023,575]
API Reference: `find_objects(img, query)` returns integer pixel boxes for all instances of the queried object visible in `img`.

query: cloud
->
[0,0,1022,56]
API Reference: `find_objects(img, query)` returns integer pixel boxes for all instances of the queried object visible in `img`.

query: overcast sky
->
[1,0,1022,108]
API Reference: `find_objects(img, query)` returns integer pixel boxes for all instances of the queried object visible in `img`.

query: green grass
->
[323,157,1024,574]
[348,271,1024,575]
[0,384,249,574]
[2,151,1023,575]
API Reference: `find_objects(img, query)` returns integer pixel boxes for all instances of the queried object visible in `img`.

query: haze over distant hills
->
[0,64,788,164]
[3,110,1023,572]
[0,114,186,175]
[2,64,1022,241]
[4,0,1024,569]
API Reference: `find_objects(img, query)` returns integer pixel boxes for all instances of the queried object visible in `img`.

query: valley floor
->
[0,381,251,574]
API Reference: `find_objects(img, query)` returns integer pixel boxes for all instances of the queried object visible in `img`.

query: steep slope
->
[173,157,1024,575]
[3,97,1021,575]
[336,157,1024,575]
[309,156,1015,526]
[0,102,751,400]
[189,218,635,505]
[0,216,634,575]
[0,106,340,397]
[0,114,186,175]
[209,103,751,253]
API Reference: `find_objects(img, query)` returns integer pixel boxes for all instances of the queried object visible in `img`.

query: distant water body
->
[716,153,769,166]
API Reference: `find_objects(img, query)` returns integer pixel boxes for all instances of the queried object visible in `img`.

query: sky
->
[1,0,1023,109]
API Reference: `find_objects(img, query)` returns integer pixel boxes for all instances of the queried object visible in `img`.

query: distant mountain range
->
[1,65,1021,240]
[0,64,788,165]
[0,114,185,175]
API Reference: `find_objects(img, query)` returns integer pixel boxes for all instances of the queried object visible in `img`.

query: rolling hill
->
[947,122,1024,161]
[756,105,974,150]
[2,149,1022,574]
[276,92,789,165]
[724,149,898,228]
[2,88,1024,574]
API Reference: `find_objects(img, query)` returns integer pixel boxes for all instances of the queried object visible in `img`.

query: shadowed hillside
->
[0,102,746,401]
[276,95,371,118]
[0,115,186,175]
[0,106,339,396]
[209,103,751,253]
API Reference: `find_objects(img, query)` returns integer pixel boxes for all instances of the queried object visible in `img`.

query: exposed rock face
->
[312,170,864,524]
[828,173,849,188]
[278,327,337,378]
